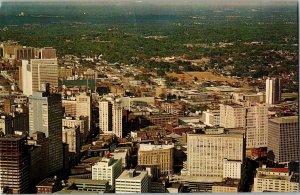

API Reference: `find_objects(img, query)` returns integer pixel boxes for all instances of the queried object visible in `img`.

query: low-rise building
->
[115,169,149,193]
[92,157,122,189]
[253,165,299,192]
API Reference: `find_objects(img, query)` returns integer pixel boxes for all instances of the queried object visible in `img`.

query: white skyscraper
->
[99,97,123,138]
[266,77,281,105]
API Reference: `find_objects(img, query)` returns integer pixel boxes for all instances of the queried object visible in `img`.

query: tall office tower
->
[266,77,281,105]
[115,169,149,193]
[76,93,92,130]
[0,134,30,194]
[99,97,123,138]
[112,99,122,138]
[268,116,299,163]
[219,103,268,149]
[31,59,58,92]
[138,144,174,175]
[186,128,245,178]
[40,47,57,59]
[21,58,58,96]
[92,157,122,189]
[28,87,63,174]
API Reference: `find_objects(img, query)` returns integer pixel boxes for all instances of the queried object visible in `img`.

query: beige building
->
[62,126,80,154]
[219,103,268,149]
[138,144,174,175]
[268,116,298,163]
[223,159,242,179]
[186,128,245,178]
[115,169,149,193]
[99,97,123,138]
[62,116,88,144]
[212,178,239,193]
[62,99,77,116]
[253,165,298,192]
[76,93,92,130]
[31,59,58,92]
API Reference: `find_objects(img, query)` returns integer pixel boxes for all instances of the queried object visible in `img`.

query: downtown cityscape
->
[0,0,299,194]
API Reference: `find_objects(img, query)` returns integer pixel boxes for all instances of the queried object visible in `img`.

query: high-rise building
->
[265,77,281,105]
[138,144,174,175]
[99,97,123,138]
[92,157,122,189]
[62,126,80,154]
[62,116,88,144]
[186,128,245,178]
[219,103,268,149]
[21,59,58,96]
[3,98,13,114]
[0,134,30,194]
[115,169,149,193]
[15,47,37,60]
[253,165,298,192]
[202,109,220,127]
[76,93,92,130]
[28,88,63,174]
[268,116,298,163]
[31,59,58,92]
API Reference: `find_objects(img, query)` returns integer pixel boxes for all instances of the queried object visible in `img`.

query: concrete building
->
[62,126,81,154]
[111,148,129,168]
[219,103,268,149]
[92,157,122,189]
[202,109,220,127]
[62,99,77,117]
[76,93,92,130]
[253,166,298,192]
[266,77,281,105]
[0,134,30,194]
[99,97,123,138]
[212,178,239,193]
[115,169,149,193]
[268,116,299,163]
[138,144,174,175]
[186,128,245,178]
[62,116,88,144]
[21,58,58,96]
[29,89,63,174]
[31,59,58,93]
[223,159,242,179]
[36,177,61,194]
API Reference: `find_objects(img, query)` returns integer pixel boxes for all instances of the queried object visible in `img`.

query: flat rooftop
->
[116,170,147,181]
[269,116,298,124]
[139,144,174,151]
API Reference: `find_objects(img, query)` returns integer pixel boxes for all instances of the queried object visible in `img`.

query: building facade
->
[29,90,63,174]
[253,166,298,192]
[186,128,245,178]
[115,169,149,193]
[268,116,299,163]
[265,77,281,105]
[0,134,30,194]
[138,144,174,175]
[92,157,122,189]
